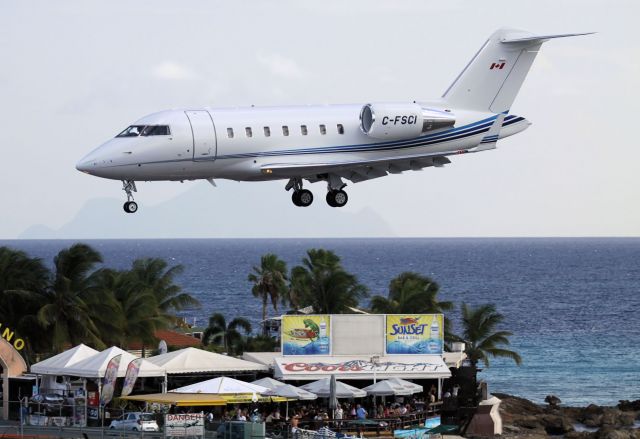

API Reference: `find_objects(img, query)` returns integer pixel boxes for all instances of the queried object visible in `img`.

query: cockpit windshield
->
[116,125,171,137]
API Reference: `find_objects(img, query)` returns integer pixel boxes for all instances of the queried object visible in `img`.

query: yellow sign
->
[282,315,330,355]
[385,314,443,355]
[0,323,25,350]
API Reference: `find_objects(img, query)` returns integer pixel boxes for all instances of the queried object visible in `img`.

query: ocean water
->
[2,238,639,406]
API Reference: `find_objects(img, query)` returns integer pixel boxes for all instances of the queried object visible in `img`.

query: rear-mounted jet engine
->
[359,103,456,140]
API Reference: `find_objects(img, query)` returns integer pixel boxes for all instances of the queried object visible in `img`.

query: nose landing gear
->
[122,180,138,213]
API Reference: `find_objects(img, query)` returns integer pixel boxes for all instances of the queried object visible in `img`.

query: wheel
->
[297,189,313,207]
[326,191,337,207]
[109,426,115,429]
[123,201,138,213]
[291,191,302,206]
[326,190,348,207]
[132,427,138,431]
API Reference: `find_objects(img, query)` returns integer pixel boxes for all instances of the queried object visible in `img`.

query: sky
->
[1,0,638,238]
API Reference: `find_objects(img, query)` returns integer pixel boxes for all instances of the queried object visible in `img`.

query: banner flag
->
[100,354,122,405]
[121,358,143,397]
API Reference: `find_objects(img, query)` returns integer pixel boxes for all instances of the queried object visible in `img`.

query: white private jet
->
[76,28,592,213]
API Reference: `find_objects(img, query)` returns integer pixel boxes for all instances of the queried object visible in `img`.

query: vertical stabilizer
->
[442,28,593,113]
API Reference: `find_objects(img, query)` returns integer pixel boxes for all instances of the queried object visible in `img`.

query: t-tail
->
[442,28,594,113]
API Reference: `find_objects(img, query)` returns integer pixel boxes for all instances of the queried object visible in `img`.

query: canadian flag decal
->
[490,62,505,70]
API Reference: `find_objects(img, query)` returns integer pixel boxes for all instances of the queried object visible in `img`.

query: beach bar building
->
[243,314,459,397]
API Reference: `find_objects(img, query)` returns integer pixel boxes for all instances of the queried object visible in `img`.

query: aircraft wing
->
[260,151,454,184]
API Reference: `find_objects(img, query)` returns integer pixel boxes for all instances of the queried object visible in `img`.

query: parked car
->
[109,412,159,432]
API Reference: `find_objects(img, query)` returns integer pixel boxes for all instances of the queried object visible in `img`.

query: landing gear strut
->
[286,178,313,207]
[325,174,348,207]
[122,180,138,213]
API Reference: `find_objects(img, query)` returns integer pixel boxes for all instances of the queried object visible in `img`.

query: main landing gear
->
[286,178,313,207]
[122,180,138,213]
[285,175,349,208]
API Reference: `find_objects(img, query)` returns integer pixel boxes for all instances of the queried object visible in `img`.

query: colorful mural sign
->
[385,314,443,355]
[282,315,331,355]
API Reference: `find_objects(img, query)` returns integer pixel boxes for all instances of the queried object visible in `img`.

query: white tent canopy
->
[147,347,268,374]
[362,380,413,396]
[300,378,366,398]
[31,344,99,375]
[64,346,165,378]
[170,376,268,394]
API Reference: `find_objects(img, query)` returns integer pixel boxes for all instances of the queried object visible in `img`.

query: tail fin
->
[442,28,594,113]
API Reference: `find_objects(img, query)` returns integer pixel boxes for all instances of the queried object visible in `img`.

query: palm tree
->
[129,258,201,323]
[203,313,252,355]
[37,243,106,352]
[92,268,166,349]
[290,249,368,314]
[0,247,50,358]
[247,254,288,329]
[459,302,522,367]
[370,272,455,341]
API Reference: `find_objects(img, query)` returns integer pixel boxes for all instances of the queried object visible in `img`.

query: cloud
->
[151,61,199,80]
[257,53,306,80]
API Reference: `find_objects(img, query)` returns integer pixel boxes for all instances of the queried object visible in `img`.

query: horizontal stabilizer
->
[501,32,595,44]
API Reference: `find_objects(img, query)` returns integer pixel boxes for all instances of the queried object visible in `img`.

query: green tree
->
[37,243,106,352]
[459,302,522,367]
[92,268,166,349]
[0,247,50,357]
[129,258,200,324]
[248,254,288,328]
[370,272,455,341]
[290,249,368,314]
[203,313,252,355]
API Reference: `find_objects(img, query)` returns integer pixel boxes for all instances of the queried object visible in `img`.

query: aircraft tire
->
[327,190,348,207]
[123,201,138,213]
[291,191,302,206]
[298,189,313,207]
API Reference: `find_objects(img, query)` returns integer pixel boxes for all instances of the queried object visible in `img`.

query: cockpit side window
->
[116,125,171,138]
[142,125,171,136]
[116,125,146,137]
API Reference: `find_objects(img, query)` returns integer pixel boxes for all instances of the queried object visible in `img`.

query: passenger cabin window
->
[227,128,234,138]
[301,125,308,135]
[337,124,345,134]
[264,127,271,137]
[245,127,253,138]
[142,125,171,136]
[319,124,326,135]
[282,126,289,136]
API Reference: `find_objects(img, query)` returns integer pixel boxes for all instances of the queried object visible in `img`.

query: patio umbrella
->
[300,378,366,398]
[264,383,318,420]
[328,375,338,418]
[385,377,423,394]
[362,380,413,396]
[170,376,268,394]
[250,377,286,390]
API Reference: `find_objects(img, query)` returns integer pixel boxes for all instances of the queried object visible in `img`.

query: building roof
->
[146,347,268,374]
[127,330,201,350]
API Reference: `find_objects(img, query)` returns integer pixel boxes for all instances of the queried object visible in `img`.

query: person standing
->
[356,404,367,420]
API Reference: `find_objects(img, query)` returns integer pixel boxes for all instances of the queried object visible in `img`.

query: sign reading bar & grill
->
[386,314,443,355]
[165,413,204,438]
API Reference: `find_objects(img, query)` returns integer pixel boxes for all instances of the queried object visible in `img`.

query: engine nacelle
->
[359,103,455,140]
